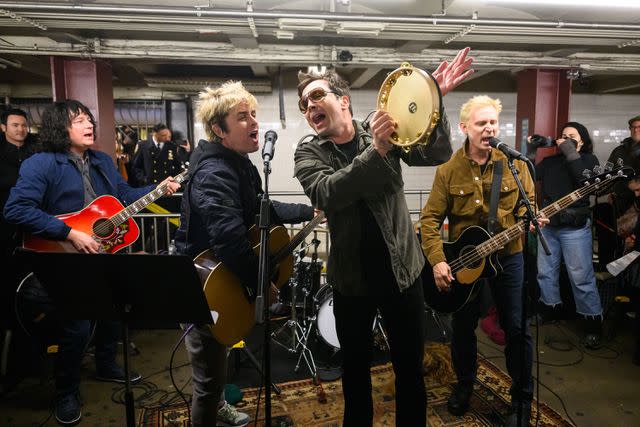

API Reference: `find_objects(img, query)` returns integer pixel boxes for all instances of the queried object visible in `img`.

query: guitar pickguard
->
[98,222,129,253]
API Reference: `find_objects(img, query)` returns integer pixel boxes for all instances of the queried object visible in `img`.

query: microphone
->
[262,130,278,161]
[489,137,528,162]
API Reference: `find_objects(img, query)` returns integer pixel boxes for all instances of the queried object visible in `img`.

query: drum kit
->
[271,232,390,380]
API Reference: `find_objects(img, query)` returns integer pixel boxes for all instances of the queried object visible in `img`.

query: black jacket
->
[131,139,187,185]
[607,137,640,217]
[536,144,599,227]
[0,133,39,254]
[174,140,313,292]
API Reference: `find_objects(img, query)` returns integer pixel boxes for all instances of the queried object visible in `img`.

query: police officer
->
[132,123,187,186]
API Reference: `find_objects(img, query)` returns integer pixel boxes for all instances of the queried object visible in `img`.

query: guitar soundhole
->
[93,218,115,238]
[459,245,482,269]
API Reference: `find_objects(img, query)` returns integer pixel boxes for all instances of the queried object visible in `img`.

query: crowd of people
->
[1,50,640,427]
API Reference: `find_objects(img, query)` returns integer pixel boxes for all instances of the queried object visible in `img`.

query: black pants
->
[451,253,533,403]
[333,277,426,427]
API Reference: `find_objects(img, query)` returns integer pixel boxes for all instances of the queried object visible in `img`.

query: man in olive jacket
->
[294,48,473,427]
[420,95,544,427]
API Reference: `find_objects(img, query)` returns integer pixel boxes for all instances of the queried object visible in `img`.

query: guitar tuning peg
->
[604,161,614,172]
[592,165,603,175]
[582,169,593,179]
[617,158,624,167]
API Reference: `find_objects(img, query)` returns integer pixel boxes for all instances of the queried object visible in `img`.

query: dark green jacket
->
[294,116,452,295]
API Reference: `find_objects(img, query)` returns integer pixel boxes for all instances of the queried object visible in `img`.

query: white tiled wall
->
[192,88,638,208]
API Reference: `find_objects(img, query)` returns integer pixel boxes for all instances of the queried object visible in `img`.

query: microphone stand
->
[505,158,550,427]
[255,155,273,426]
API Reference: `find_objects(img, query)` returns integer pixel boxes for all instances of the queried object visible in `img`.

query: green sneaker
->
[216,401,249,427]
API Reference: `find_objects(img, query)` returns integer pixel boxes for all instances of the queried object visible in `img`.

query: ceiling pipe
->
[1,2,640,32]
[0,56,21,68]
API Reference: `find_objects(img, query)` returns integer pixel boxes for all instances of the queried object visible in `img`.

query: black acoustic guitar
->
[423,166,633,313]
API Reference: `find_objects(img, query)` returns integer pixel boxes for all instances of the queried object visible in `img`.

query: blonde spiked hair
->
[196,81,258,141]
[459,95,502,125]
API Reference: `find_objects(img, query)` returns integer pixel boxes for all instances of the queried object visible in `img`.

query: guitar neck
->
[473,174,616,262]
[110,171,188,226]
[272,212,325,265]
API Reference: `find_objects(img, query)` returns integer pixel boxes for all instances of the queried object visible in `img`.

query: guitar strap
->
[487,159,503,236]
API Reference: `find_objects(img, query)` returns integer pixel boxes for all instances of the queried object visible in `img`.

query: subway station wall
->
[197,88,637,207]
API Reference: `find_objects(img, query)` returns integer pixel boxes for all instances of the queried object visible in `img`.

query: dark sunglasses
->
[298,88,337,113]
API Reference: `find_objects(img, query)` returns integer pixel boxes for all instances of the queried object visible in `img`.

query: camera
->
[528,134,555,148]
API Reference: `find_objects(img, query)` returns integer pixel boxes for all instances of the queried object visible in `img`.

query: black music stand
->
[17,251,213,427]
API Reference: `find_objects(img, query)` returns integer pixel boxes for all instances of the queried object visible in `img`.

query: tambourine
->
[377,62,442,151]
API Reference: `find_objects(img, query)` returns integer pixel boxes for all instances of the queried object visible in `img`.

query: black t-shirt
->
[336,138,395,294]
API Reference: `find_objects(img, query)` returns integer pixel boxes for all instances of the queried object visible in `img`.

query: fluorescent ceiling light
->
[278,18,325,31]
[336,22,386,36]
[275,30,295,40]
[491,0,639,7]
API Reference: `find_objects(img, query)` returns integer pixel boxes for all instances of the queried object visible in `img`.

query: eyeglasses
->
[630,125,640,130]
[298,88,336,113]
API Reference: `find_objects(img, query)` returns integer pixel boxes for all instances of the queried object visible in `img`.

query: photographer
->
[534,122,603,349]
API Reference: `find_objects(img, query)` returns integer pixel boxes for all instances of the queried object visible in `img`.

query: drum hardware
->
[271,236,324,380]
[314,284,388,352]
[377,62,442,152]
[426,303,449,343]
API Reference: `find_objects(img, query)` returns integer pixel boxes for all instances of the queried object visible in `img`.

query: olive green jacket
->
[294,117,452,295]
[420,143,535,267]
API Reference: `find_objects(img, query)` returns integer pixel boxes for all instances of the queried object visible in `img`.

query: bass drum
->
[314,285,380,350]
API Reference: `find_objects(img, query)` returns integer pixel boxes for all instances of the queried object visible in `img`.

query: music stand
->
[17,251,213,427]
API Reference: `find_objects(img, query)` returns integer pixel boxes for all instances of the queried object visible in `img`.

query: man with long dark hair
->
[4,100,180,425]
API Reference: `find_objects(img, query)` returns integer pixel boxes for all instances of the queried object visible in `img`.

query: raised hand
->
[432,47,475,96]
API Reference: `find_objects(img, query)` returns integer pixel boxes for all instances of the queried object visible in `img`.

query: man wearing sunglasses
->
[294,48,474,426]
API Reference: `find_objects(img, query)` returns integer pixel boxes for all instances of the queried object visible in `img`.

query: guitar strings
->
[445,173,616,274]
[91,171,189,238]
[90,180,175,238]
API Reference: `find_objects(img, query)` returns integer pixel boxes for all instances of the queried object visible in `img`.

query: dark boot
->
[529,302,556,326]
[505,401,531,427]
[583,315,603,350]
[447,383,473,416]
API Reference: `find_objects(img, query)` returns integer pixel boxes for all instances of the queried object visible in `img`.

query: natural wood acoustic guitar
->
[193,212,325,346]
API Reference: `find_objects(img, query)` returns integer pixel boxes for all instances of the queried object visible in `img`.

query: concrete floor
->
[1,316,639,427]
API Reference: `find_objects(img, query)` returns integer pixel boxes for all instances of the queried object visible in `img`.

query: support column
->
[49,57,115,158]
[515,69,572,164]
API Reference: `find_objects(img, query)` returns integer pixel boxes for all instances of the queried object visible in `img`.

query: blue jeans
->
[55,319,119,397]
[537,221,602,316]
[451,253,533,403]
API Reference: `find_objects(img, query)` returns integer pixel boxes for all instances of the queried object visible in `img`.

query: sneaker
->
[217,401,249,427]
[95,364,142,384]
[55,392,82,425]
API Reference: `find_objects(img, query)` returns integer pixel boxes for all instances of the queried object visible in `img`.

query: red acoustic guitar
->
[23,170,188,254]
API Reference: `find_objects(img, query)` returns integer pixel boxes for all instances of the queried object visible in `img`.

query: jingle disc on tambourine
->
[377,62,442,150]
